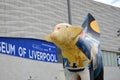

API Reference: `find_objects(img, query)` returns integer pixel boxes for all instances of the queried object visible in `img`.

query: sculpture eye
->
[66,26,69,28]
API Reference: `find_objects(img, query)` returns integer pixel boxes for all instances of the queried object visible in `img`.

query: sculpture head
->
[45,23,83,49]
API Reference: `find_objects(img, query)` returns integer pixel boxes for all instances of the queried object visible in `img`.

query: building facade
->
[0,0,120,80]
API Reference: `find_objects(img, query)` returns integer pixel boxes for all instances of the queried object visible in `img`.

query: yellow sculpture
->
[45,23,91,80]
[45,14,104,80]
[45,23,90,68]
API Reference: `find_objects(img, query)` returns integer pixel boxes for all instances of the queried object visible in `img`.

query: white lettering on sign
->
[18,47,26,57]
[0,42,15,55]
[29,49,57,62]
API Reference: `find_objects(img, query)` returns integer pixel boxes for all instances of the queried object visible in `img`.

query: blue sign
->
[0,37,58,63]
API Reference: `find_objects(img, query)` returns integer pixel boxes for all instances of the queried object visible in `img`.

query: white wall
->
[104,67,120,80]
[0,54,65,80]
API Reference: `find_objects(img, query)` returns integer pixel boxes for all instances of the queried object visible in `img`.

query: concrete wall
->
[0,54,65,80]
[0,0,68,39]
[104,67,120,80]
[0,0,120,80]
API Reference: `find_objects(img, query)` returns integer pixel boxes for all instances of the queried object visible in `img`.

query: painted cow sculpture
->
[45,13,104,80]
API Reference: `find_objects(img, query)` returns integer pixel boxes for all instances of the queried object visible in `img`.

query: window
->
[102,50,118,67]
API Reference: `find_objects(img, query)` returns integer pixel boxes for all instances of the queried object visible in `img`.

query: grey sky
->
[94,0,120,8]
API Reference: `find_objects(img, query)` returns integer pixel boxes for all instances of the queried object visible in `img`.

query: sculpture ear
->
[45,34,53,42]
[82,13,100,40]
